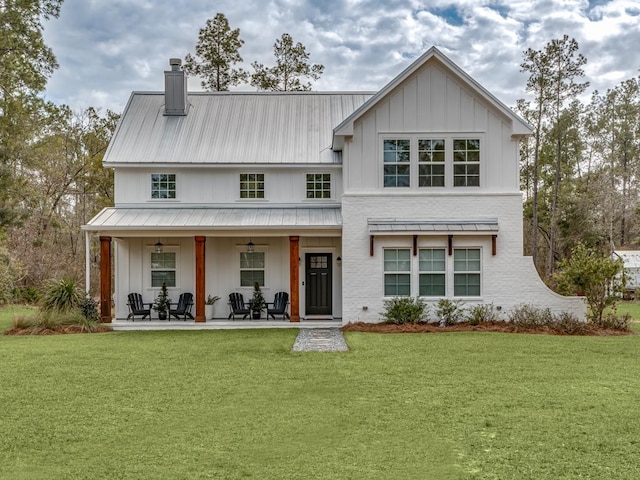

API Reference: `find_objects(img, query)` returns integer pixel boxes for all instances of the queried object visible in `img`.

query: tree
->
[183,13,247,91]
[555,242,624,323]
[250,33,324,91]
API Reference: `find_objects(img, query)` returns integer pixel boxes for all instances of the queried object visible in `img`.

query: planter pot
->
[205,304,215,320]
[252,310,261,320]
[158,311,168,320]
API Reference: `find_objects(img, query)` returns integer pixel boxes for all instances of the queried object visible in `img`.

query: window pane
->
[454,273,480,296]
[384,274,411,296]
[152,271,176,288]
[419,274,446,296]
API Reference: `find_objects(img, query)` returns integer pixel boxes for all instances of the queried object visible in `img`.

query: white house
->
[83,47,585,323]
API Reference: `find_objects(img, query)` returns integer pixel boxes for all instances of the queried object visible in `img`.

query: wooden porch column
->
[99,236,112,323]
[289,235,300,322]
[195,236,206,322]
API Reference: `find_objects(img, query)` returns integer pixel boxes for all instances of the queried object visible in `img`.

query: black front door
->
[305,253,332,315]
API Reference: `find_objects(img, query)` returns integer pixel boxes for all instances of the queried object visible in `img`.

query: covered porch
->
[82,207,343,324]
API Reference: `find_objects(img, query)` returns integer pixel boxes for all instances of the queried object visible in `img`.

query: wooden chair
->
[267,292,290,320]
[228,292,250,320]
[170,293,194,320]
[127,292,152,321]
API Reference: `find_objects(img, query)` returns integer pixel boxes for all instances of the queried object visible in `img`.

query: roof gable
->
[332,47,532,149]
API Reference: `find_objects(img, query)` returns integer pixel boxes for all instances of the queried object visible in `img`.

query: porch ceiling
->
[368,218,499,235]
[83,207,342,234]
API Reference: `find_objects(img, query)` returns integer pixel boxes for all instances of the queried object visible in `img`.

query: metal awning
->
[368,218,499,235]
[83,207,342,233]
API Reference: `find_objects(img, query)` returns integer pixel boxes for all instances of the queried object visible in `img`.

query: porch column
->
[99,236,112,323]
[195,236,206,323]
[289,235,300,322]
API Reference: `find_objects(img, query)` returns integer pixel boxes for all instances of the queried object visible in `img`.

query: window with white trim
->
[151,174,176,199]
[383,139,410,187]
[240,251,265,287]
[454,248,481,296]
[306,173,331,199]
[418,139,445,187]
[453,139,480,187]
[383,248,411,296]
[419,248,446,296]
[240,173,265,199]
[151,252,176,287]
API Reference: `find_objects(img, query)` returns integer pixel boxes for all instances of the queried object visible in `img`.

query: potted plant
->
[205,294,220,320]
[249,282,265,319]
[153,282,171,320]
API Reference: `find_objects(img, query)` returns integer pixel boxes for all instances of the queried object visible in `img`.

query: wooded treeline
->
[0,4,637,301]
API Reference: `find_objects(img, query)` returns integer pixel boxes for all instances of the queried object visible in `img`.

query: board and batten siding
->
[114,167,343,207]
[343,62,520,193]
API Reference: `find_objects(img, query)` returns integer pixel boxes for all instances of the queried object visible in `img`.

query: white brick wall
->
[341,193,586,323]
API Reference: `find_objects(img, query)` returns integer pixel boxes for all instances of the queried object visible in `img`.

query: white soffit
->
[368,218,499,235]
[83,207,342,231]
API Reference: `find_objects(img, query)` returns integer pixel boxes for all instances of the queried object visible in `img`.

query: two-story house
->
[83,47,585,323]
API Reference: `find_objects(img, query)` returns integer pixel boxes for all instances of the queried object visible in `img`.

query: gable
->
[333,47,531,149]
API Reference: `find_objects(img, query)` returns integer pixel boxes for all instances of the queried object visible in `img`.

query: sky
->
[41,0,640,114]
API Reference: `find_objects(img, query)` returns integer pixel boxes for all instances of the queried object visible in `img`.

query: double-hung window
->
[240,173,265,199]
[240,251,265,287]
[383,139,410,187]
[151,252,176,287]
[383,248,411,296]
[151,174,176,199]
[306,173,331,199]
[453,139,480,187]
[418,139,445,187]
[419,248,446,296]
[454,248,481,296]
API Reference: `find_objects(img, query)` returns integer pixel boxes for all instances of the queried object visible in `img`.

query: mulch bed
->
[4,325,113,335]
[341,321,635,336]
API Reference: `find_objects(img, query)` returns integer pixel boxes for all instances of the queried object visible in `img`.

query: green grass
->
[1,307,639,479]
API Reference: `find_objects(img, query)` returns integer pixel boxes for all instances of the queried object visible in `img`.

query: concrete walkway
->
[292,328,349,352]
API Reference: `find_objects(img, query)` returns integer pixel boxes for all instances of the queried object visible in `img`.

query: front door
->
[305,253,332,316]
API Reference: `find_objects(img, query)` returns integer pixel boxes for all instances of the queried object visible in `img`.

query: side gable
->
[332,47,531,150]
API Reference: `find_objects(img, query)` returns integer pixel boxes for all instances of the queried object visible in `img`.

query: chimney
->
[164,58,188,116]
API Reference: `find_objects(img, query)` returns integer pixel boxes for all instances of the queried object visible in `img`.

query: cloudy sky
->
[41,0,640,114]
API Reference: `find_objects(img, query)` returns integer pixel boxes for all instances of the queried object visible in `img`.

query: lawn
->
[1,306,639,479]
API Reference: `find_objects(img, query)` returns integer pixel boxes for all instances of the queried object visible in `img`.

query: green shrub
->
[592,312,632,332]
[509,304,553,328]
[435,299,465,326]
[549,311,588,335]
[382,297,427,324]
[12,286,39,304]
[79,296,100,322]
[40,278,83,314]
[466,303,499,325]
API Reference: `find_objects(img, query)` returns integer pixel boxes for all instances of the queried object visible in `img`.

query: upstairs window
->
[418,139,445,187]
[240,173,265,199]
[306,173,331,199]
[453,139,480,187]
[151,174,176,199]
[383,139,410,187]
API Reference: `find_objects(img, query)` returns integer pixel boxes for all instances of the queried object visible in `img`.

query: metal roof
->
[104,92,373,166]
[84,207,342,231]
[368,218,499,234]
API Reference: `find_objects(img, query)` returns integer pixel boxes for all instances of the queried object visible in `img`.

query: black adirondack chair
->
[267,292,290,320]
[228,292,250,320]
[127,292,152,321]
[170,292,194,320]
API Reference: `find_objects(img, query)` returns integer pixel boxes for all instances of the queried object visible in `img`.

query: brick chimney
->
[164,58,189,116]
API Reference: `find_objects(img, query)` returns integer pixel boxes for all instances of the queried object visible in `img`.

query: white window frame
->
[418,248,447,297]
[453,248,482,297]
[239,250,266,287]
[306,173,332,199]
[382,139,411,188]
[453,138,481,187]
[144,245,180,290]
[418,139,446,187]
[383,248,411,296]
[150,173,177,199]
[239,173,265,199]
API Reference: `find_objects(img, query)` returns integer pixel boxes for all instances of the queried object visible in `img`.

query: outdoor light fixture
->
[246,238,255,253]
[336,256,342,266]
[155,241,164,254]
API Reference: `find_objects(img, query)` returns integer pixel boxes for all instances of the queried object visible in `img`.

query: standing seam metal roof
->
[103,92,373,166]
